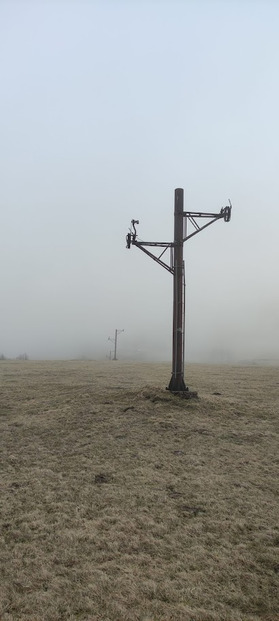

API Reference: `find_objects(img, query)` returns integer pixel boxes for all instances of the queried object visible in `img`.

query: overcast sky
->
[1,0,279,362]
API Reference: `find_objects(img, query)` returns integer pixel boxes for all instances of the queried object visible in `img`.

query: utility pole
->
[126,188,231,394]
[169,188,186,391]
[108,329,124,361]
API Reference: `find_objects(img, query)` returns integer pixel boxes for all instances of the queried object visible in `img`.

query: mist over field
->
[1,1,279,364]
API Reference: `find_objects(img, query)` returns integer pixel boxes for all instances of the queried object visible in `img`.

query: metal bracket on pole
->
[126,190,232,394]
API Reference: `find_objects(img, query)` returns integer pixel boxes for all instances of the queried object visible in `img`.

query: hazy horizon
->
[1,1,279,364]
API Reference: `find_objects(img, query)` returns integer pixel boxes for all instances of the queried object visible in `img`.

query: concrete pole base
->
[168,390,198,399]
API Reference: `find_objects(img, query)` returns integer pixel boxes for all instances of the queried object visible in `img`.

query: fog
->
[1,1,279,364]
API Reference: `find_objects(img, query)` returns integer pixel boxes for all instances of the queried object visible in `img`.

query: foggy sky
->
[1,0,279,363]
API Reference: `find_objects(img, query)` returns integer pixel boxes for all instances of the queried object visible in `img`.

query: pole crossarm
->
[183,214,222,242]
[183,211,224,218]
[132,240,174,274]
[132,241,173,247]
[182,204,232,243]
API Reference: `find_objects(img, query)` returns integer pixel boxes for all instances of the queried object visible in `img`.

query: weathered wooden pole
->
[168,188,187,392]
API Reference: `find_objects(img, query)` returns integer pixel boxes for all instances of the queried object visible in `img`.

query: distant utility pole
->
[108,329,124,361]
[126,188,232,394]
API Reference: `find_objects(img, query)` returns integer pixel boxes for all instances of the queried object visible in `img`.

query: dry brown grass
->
[0,360,278,621]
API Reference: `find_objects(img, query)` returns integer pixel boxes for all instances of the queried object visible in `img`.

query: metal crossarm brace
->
[132,240,174,274]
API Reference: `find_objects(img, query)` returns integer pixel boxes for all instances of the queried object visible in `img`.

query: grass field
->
[0,360,278,621]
